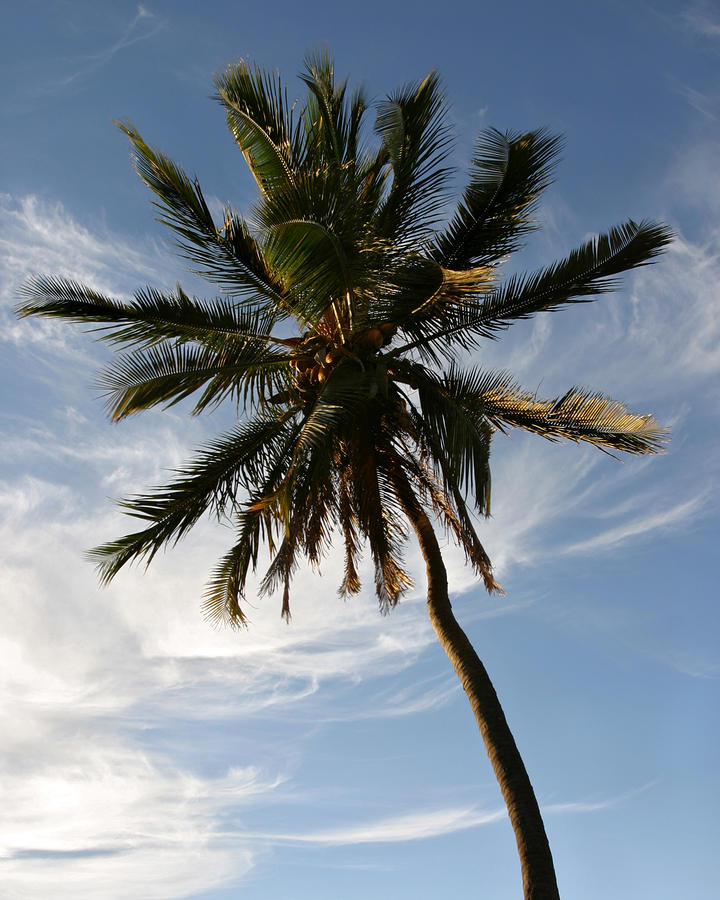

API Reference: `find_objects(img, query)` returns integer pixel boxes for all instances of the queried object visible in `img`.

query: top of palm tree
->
[16,51,672,626]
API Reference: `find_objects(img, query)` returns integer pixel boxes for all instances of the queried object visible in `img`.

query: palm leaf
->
[388,448,498,591]
[374,71,452,243]
[391,361,493,513]
[91,412,299,588]
[431,128,562,268]
[262,218,352,324]
[17,277,284,348]
[98,339,290,419]
[117,122,288,309]
[394,219,674,356]
[215,61,300,194]
[299,49,346,168]
[475,375,668,454]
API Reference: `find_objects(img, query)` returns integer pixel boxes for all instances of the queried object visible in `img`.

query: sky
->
[1,1,718,898]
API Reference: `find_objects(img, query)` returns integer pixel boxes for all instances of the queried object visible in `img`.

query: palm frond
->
[299,49,347,168]
[214,61,300,193]
[394,220,674,356]
[388,449,499,592]
[346,433,413,611]
[262,218,352,324]
[395,361,494,513]
[374,71,452,243]
[98,339,290,419]
[476,375,668,454]
[478,219,674,327]
[17,275,130,325]
[92,410,299,592]
[431,128,562,268]
[373,252,495,323]
[88,411,298,581]
[202,538,254,628]
[117,122,289,309]
[202,504,279,628]
[338,467,362,597]
[258,442,338,618]
[17,276,284,348]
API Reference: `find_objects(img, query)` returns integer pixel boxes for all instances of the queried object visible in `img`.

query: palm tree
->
[17,52,671,900]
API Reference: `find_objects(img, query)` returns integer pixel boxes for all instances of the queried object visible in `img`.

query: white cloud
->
[0,742,258,899]
[34,7,164,95]
[562,494,707,556]
[626,228,720,383]
[0,194,179,360]
[250,781,657,848]
[682,4,720,39]
[258,804,506,846]
[543,780,658,816]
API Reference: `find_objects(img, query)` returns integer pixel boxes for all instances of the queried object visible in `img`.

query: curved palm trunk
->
[403,499,560,900]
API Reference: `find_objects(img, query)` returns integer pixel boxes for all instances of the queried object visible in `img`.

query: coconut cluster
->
[288,323,397,396]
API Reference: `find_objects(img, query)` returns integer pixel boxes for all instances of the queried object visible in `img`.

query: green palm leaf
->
[299,49,347,168]
[98,339,289,419]
[374,71,452,243]
[394,219,673,356]
[399,361,493,513]
[432,128,562,269]
[215,61,300,194]
[117,122,289,310]
[17,276,284,348]
[90,411,299,585]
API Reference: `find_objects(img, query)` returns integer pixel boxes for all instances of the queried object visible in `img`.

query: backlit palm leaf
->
[432,128,562,268]
[17,277,283,348]
[215,61,300,193]
[98,339,289,419]
[394,219,673,356]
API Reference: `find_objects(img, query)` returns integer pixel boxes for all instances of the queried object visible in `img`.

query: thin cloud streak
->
[252,806,507,846]
[674,82,718,119]
[562,495,706,556]
[681,4,720,39]
[249,782,657,848]
[543,780,659,816]
[41,6,164,93]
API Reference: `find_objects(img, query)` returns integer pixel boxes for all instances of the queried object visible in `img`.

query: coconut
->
[325,347,342,364]
[354,327,384,350]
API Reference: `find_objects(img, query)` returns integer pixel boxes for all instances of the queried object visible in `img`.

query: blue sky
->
[1,1,718,897]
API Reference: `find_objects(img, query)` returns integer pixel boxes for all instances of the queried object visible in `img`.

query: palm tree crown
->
[17,52,671,628]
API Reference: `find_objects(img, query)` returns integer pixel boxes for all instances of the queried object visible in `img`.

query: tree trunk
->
[403,498,560,900]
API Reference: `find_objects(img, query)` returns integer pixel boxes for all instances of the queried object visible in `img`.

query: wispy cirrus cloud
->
[33,6,164,96]
[562,494,708,556]
[681,3,720,39]
[674,82,718,119]
[0,740,259,899]
[258,805,506,846]
[253,781,657,848]
[1,193,174,309]
[542,782,658,817]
